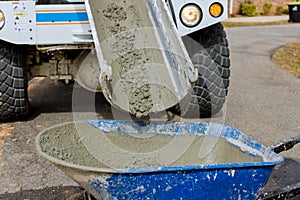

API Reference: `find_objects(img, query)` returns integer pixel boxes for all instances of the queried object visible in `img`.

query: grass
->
[272,42,300,78]
[222,20,289,27]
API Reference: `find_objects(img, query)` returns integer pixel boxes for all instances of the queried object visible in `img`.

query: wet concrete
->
[88,0,194,117]
[38,121,263,170]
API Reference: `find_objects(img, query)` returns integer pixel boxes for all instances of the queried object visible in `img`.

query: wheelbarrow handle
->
[257,182,300,200]
[269,134,300,154]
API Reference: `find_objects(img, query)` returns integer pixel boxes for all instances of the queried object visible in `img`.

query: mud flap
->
[84,0,197,117]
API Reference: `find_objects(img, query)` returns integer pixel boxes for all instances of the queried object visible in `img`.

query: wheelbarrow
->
[35,120,299,200]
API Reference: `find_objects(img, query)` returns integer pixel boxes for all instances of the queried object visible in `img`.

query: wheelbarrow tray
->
[35,120,284,200]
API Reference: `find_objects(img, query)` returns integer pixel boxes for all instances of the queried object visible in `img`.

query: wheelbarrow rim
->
[35,120,284,174]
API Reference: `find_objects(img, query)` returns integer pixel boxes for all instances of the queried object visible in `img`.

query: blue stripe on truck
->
[36,12,89,23]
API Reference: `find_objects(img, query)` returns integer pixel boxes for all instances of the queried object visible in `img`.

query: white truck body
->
[0,0,228,45]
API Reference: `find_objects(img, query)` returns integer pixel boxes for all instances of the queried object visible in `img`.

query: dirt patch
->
[272,41,300,78]
[222,20,289,28]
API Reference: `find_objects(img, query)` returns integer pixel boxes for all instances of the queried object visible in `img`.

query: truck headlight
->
[180,4,202,27]
[209,3,223,18]
[0,10,5,30]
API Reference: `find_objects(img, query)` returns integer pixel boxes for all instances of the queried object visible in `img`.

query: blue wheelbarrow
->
[35,120,298,200]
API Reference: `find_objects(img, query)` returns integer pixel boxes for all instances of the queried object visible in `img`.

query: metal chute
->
[84,0,197,117]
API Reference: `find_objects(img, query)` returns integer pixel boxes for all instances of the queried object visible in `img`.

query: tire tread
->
[171,23,230,117]
[0,41,28,121]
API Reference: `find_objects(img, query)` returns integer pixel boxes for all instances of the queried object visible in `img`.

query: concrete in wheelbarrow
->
[0,24,300,199]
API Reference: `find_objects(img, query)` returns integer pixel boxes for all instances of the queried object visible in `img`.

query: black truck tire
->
[0,41,28,121]
[173,23,230,117]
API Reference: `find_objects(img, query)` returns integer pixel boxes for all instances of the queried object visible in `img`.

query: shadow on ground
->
[27,78,113,120]
[264,158,300,192]
[27,77,193,122]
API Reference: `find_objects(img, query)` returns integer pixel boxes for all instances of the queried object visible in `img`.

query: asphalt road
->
[0,24,300,199]
[225,24,300,193]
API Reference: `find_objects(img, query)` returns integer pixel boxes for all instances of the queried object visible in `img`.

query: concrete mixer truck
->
[0,0,230,120]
